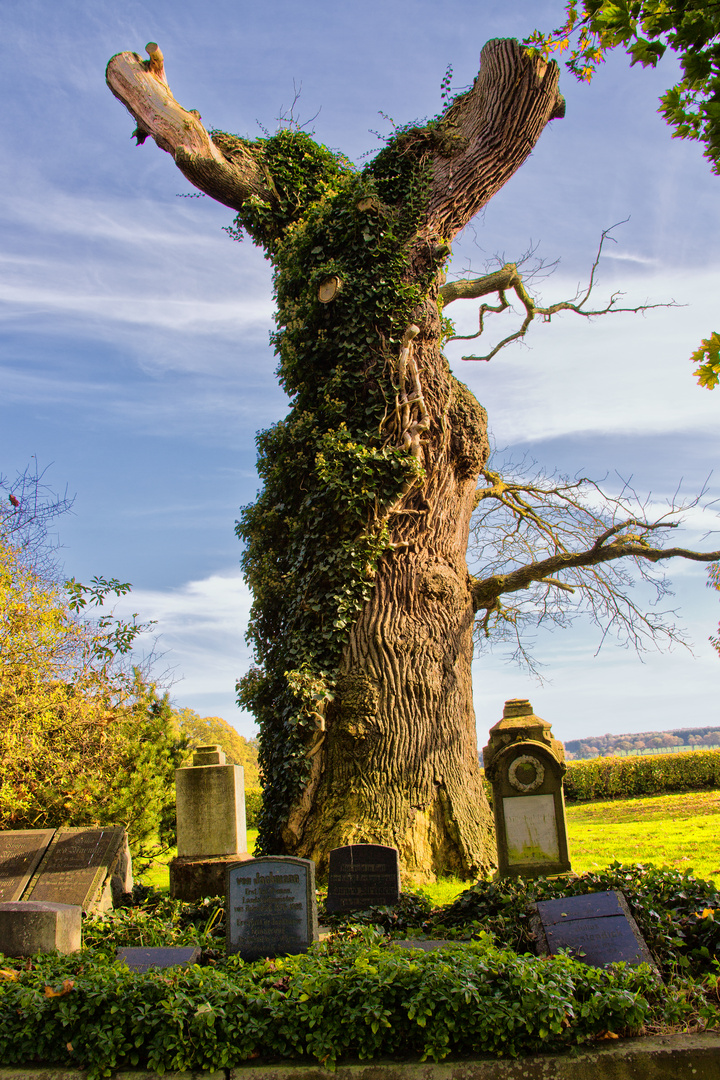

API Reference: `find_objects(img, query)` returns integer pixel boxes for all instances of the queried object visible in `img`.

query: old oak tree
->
[107,39,719,879]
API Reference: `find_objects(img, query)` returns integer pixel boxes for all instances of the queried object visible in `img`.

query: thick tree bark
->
[106,38,565,880]
[286,343,493,878]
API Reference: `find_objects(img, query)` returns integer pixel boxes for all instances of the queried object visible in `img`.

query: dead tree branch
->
[106,43,273,211]
[469,461,719,671]
[440,224,678,362]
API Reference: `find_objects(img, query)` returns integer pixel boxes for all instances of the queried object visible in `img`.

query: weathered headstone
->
[325,844,401,913]
[170,744,251,902]
[531,890,657,970]
[483,699,571,878]
[0,901,81,956]
[117,946,201,972]
[22,826,130,912]
[0,829,56,902]
[226,856,318,961]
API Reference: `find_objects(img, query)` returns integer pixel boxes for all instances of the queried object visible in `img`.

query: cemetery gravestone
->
[0,829,56,903]
[226,856,318,961]
[531,890,657,970]
[118,946,201,972]
[483,699,571,878]
[170,744,251,902]
[325,844,401,913]
[22,826,130,912]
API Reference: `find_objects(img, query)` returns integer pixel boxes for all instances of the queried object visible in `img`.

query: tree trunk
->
[285,355,493,880]
[106,37,565,881]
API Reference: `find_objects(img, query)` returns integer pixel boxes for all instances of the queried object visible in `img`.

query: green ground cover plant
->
[1,864,718,1078]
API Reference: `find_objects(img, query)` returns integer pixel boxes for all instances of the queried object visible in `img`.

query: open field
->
[566,788,720,886]
[140,789,720,902]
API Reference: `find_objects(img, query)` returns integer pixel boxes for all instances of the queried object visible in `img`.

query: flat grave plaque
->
[392,939,470,952]
[117,946,201,972]
[0,830,56,902]
[23,826,127,912]
[227,856,318,961]
[325,844,400,913]
[533,890,656,970]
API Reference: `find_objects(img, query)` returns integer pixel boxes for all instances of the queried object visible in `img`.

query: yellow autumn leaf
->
[44,979,74,998]
[0,970,18,981]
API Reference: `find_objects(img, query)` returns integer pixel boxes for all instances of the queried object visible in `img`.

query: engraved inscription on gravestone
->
[226,856,318,961]
[0,830,56,903]
[325,844,401,913]
[23,827,128,912]
[532,890,657,970]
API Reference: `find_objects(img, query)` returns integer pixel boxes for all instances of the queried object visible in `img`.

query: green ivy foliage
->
[1,865,719,1077]
[231,124,452,850]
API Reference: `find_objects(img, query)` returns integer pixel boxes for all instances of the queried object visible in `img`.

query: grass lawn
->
[138,789,720,901]
[566,788,720,886]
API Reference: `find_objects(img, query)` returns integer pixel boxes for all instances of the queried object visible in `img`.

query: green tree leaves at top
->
[526,2,720,390]
[527,1,720,171]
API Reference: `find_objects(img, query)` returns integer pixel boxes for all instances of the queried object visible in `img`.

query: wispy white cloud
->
[114,570,254,717]
[600,251,658,265]
[448,266,720,444]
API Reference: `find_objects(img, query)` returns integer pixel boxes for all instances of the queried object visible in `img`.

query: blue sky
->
[2,0,718,744]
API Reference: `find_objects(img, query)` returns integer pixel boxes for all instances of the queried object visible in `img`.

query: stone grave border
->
[0,1032,717,1079]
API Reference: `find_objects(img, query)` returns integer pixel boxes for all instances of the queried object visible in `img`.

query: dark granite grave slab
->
[23,826,127,912]
[325,844,400,913]
[117,946,201,972]
[227,856,318,961]
[392,939,471,952]
[537,891,624,925]
[533,890,656,970]
[0,830,56,902]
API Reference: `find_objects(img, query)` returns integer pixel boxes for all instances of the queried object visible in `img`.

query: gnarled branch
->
[106,43,272,212]
[469,461,719,670]
[440,224,678,361]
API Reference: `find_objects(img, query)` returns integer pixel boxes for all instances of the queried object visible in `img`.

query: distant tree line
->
[564,726,720,760]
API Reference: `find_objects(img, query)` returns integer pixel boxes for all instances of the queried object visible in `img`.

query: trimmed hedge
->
[564,749,720,802]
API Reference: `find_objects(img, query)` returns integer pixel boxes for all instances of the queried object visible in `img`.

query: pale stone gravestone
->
[117,946,201,972]
[22,826,131,913]
[170,744,251,902]
[483,699,571,878]
[226,856,318,961]
[531,890,657,970]
[0,901,81,956]
[0,829,56,902]
[325,844,401,913]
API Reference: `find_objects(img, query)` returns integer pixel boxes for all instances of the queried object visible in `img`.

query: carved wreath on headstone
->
[508,754,545,793]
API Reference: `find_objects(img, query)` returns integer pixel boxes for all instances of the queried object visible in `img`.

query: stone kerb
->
[0,900,81,956]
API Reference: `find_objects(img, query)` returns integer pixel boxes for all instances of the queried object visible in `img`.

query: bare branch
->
[440,224,679,362]
[469,459,719,666]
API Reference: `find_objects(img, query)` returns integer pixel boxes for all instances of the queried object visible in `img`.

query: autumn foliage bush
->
[0,483,186,855]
